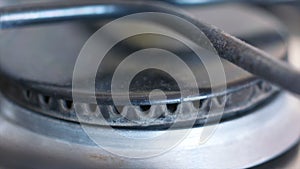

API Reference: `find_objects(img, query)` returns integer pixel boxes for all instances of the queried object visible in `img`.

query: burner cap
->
[0,4,287,128]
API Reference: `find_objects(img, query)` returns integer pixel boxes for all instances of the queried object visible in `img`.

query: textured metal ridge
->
[0,78,279,128]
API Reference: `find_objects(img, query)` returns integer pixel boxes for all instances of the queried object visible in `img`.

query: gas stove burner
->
[0,1,299,169]
[0,4,286,128]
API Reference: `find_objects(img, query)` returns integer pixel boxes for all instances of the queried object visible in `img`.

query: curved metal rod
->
[0,0,300,94]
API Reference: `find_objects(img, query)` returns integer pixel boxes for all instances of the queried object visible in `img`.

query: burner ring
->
[0,77,279,128]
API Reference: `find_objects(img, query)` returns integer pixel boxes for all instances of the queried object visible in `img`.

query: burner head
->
[0,4,287,128]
